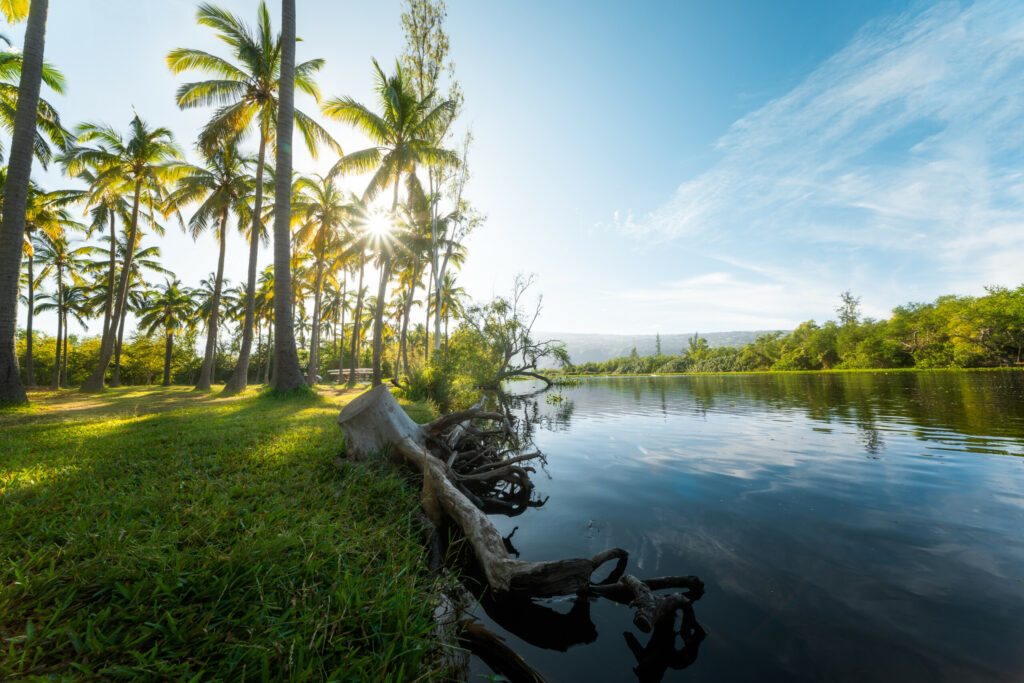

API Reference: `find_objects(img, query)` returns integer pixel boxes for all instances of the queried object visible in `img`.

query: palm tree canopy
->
[322,59,458,202]
[166,1,338,157]
[0,38,70,166]
[164,141,256,239]
[137,278,197,336]
[62,115,185,218]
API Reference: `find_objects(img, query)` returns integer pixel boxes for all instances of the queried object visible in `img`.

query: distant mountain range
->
[538,331,785,365]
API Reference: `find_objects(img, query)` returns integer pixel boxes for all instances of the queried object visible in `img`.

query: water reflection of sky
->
[474,373,1024,682]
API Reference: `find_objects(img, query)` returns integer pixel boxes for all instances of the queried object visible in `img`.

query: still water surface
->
[470,371,1024,682]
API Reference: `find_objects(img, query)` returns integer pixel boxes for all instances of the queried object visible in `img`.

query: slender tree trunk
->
[263,319,273,383]
[196,211,228,390]
[336,278,346,383]
[101,211,115,341]
[112,298,129,386]
[82,177,143,391]
[271,0,304,392]
[430,175,444,356]
[25,243,34,386]
[0,0,48,403]
[163,330,173,386]
[424,270,432,357]
[50,281,62,390]
[371,180,401,386]
[224,134,267,394]
[347,256,365,387]
[61,315,68,386]
[307,258,324,385]
[400,261,420,378]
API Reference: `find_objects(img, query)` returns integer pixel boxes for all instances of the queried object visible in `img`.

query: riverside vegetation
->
[563,288,1024,375]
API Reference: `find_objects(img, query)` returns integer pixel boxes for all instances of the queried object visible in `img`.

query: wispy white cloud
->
[619,0,1024,296]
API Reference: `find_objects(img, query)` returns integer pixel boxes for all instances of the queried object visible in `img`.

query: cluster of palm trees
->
[0,0,475,404]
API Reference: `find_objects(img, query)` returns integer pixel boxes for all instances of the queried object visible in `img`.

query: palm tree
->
[253,265,274,383]
[322,59,458,385]
[292,173,351,385]
[165,142,253,390]
[109,239,170,385]
[0,0,52,403]
[64,115,182,391]
[32,232,93,388]
[0,168,81,386]
[268,0,305,391]
[435,270,466,354]
[192,273,231,383]
[0,34,69,166]
[137,278,196,387]
[34,283,88,388]
[167,0,337,394]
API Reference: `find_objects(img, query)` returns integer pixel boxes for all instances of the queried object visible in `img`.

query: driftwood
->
[337,386,703,677]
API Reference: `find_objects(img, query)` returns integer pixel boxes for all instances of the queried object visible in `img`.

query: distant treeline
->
[565,286,1024,374]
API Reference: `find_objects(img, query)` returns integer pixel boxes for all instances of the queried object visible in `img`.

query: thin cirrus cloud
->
[617,0,1024,323]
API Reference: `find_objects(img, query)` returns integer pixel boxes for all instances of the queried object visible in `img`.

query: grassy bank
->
[1,386,444,680]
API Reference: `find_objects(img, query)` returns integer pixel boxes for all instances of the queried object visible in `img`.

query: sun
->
[365,211,394,239]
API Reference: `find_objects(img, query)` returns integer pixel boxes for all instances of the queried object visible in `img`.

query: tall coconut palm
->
[109,239,170,384]
[32,232,93,388]
[167,0,337,394]
[0,0,51,403]
[165,143,253,390]
[34,283,88,388]
[434,270,466,353]
[292,173,350,385]
[267,0,305,391]
[322,59,458,385]
[337,196,374,387]
[137,278,196,387]
[64,115,182,391]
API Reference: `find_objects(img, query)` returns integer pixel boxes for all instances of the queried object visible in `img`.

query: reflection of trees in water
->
[591,372,1024,443]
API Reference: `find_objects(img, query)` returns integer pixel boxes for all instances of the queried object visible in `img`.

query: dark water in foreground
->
[469,371,1024,682]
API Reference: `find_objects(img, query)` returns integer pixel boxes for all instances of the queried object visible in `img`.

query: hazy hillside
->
[539,331,784,365]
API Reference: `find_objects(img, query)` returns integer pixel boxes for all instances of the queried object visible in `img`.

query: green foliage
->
[0,387,445,680]
[563,285,1024,375]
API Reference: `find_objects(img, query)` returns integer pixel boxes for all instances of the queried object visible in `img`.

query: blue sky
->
[19,0,1024,335]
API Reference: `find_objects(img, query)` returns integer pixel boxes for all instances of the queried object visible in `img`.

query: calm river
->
[470,371,1024,682]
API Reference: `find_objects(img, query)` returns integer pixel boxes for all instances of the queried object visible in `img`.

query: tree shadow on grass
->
[1,392,440,679]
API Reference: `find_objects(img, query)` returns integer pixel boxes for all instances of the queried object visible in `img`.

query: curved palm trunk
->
[196,211,228,390]
[307,258,324,385]
[270,0,305,392]
[162,330,173,386]
[82,177,143,391]
[224,133,267,394]
[0,0,48,404]
[25,243,34,386]
[347,256,365,387]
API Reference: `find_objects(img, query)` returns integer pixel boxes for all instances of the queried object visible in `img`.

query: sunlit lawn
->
[1,385,444,680]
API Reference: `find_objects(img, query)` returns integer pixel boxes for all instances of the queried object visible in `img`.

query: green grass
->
[1,385,446,681]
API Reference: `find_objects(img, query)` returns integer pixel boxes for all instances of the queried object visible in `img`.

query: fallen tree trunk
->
[337,386,703,674]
